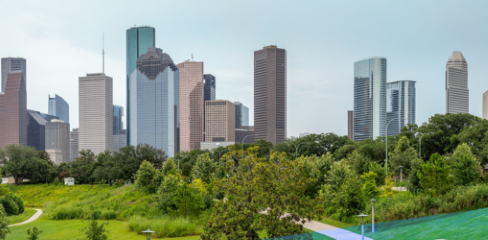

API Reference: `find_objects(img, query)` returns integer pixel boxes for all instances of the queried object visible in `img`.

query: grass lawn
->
[343,207,488,239]
[9,208,37,225]
[315,216,354,229]
[8,219,201,240]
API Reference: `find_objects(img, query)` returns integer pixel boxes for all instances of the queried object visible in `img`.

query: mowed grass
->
[8,219,201,240]
[315,216,354,229]
[9,208,37,225]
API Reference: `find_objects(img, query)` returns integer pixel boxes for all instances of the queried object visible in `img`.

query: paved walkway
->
[9,209,43,227]
[301,219,373,240]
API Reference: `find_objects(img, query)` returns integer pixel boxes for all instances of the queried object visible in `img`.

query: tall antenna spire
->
[191,53,193,61]
[102,33,105,73]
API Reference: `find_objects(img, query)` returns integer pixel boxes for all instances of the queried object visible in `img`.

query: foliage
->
[0,205,10,240]
[10,193,24,214]
[70,149,97,184]
[155,174,181,214]
[418,153,452,197]
[0,144,53,185]
[134,160,161,193]
[78,219,109,240]
[193,153,218,184]
[0,197,18,215]
[113,144,167,181]
[27,226,42,240]
[449,143,480,186]
[361,171,379,199]
[388,136,417,176]
[298,153,335,197]
[162,158,177,176]
[347,150,371,176]
[381,177,394,198]
[127,215,199,238]
[91,151,123,186]
[172,183,205,218]
[368,162,386,186]
[407,158,423,194]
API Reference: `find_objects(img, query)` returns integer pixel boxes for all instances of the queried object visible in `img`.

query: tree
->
[361,171,379,199]
[155,174,181,213]
[114,144,167,181]
[70,149,96,184]
[298,153,335,197]
[407,158,423,194]
[27,226,42,240]
[172,182,205,218]
[1,144,38,185]
[450,143,480,186]
[193,153,218,184]
[134,160,161,193]
[417,153,452,197]
[79,219,109,240]
[368,162,386,186]
[0,205,9,240]
[162,158,177,176]
[92,151,124,185]
[381,176,394,198]
[455,119,488,165]
[347,150,371,176]
[388,136,417,176]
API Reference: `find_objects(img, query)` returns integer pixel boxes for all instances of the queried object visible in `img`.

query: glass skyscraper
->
[126,26,155,145]
[235,101,249,128]
[203,74,216,140]
[129,48,179,157]
[353,57,387,141]
[386,80,416,136]
[113,105,124,135]
[48,94,69,123]
[27,110,47,151]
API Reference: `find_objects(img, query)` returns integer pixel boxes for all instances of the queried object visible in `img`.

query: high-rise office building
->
[0,71,27,149]
[205,100,235,142]
[484,91,488,120]
[70,128,79,161]
[27,110,47,151]
[79,73,113,155]
[203,74,216,139]
[126,26,155,146]
[48,94,69,123]
[353,57,387,141]
[39,112,59,122]
[254,45,287,144]
[1,57,26,92]
[45,119,70,164]
[113,129,127,152]
[347,110,353,140]
[234,101,249,128]
[113,105,124,135]
[386,81,416,136]
[129,48,179,157]
[446,51,469,114]
[177,60,204,152]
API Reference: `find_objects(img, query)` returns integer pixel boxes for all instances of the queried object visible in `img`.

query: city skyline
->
[2,1,488,138]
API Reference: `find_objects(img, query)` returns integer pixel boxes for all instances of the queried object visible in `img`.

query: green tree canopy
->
[449,143,480,186]
[193,153,218,184]
[417,153,452,196]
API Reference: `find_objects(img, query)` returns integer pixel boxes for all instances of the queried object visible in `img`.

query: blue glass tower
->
[113,105,124,135]
[126,26,155,145]
[27,110,47,150]
[386,80,416,136]
[48,94,69,123]
[353,57,387,141]
[129,48,179,157]
[203,74,216,137]
[235,102,249,128]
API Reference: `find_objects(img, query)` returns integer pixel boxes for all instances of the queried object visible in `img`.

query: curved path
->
[9,209,43,227]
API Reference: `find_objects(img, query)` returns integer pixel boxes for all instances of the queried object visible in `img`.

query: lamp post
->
[417,132,433,160]
[241,134,256,159]
[358,213,368,240]
[371,199,375,233]
[385,117,406,177]
[399,166,404,182]
[142,229,155,240]
[315,140,327,155]
[289,142,310,159]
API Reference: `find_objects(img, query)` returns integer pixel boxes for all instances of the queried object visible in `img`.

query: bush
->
[127,216,198,238]
[0,197,18,215]
[10,194,24,214]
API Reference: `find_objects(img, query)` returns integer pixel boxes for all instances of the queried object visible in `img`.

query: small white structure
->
[1,178,8,184]
[64,177,75,186]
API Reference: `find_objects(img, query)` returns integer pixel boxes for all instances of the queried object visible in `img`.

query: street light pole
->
[358,213,368,240]
[417,132,433,160]
[294,142,310,158]
[399,166,404,182]
[371,199,375,233]
[385,117,406,177]
[241,134,256,159]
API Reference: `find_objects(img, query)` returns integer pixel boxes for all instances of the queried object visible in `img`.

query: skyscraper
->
[446,51,469,114]
[45,119,70,164]
[484,91,488,120]
[79,73,113,155]
[27,110,47,151]
[1,57,26,93]
[126,26,156,146]
[70,128,79,161]
[203,74,216,139]
[205,100,235,142]
[113,129,126,152]
[129,48,179,157]
[347,110,353,139]
[235,101,249,128]
[177,60,204,152]
[386,80,416,136]
[113,105,124,135]
[254,45,287,144]
[353,57,387,141]
[48,94,69,123]
[0,71,27,149]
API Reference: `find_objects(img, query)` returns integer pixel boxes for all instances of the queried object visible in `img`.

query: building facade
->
[70,128,79,161]
[353,57,387,141]
[79,73,113,155]
[0,71,27,149]
[203,74,216,139]
[347,110,353,139]
[386,80,416,136]
[126,26,156,146]
[113,105,124,135]
[254,45,287,144]
[129,48,179,157]
[1,57,26,92]
[446,51,469,113]
[235,126,255,144]
[113,129,127,152]
[177,60,204,151]
[484,91,488,120]
[45,119,70,164]
[235,101,249,129]
[48,94,69,123]
[205,100,235,142]
[27,110,47,151]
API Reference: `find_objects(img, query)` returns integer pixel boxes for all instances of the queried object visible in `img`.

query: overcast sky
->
[1,0,488,137]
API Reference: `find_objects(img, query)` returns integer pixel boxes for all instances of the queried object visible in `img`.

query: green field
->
[9,208,37,225]
[343,207,488,239]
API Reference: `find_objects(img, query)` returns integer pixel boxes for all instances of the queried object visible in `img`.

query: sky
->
[1,0,488,138]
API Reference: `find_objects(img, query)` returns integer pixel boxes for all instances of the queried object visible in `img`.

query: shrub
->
[127,216,198,238]
[0,197,18,215]
[10,194,24,214]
